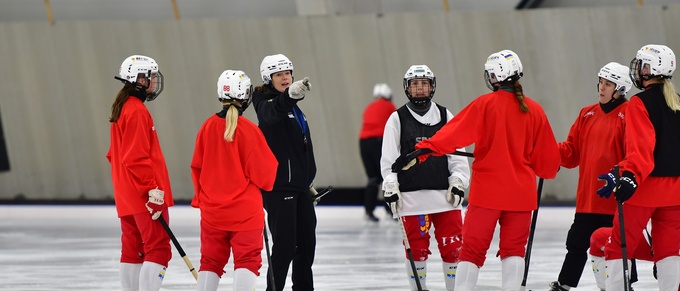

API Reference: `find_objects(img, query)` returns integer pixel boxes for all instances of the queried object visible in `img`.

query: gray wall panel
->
[0,5,679,200]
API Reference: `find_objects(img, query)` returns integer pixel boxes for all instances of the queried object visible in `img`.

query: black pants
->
[558,212,614,287]
[263,190,317,291]
[359,138,389,215]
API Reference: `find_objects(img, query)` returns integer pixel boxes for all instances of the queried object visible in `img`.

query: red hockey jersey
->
[191,115,278,231]
[107,97,174,217]
[359,98,396,139]
[416,90,560,211]
[560,103,626,214]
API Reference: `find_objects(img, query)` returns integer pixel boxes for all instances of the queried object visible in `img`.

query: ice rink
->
[0,205,659,290]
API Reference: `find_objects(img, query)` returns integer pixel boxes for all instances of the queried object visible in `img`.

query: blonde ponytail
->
[662,79,680,112]
[223,102,240,142]
[513,80,529,113]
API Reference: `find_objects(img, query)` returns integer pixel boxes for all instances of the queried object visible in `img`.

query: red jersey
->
[416,90,560,211]
[190,115,278,231]
[359,98,396,139]
[559,103,627,214]
[620,95,680,207]
[107,97,174,217]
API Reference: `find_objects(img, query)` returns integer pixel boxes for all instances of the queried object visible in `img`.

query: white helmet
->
[373,83,392,99]
[598,62,633,97]
[629,44,676,89]
[217,70,253,111]
[484,50,523,91]
[260,54,294,84]
[403,65,436,106]
[116,55,164,101]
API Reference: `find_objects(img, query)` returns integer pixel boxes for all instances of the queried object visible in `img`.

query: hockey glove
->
[596,171,617,198]
[288,77,311,100]
[391,148,432,173]
[383,181,401,218]
[614,171,637,203]
[447,177,465,208]
[146,188,165,220]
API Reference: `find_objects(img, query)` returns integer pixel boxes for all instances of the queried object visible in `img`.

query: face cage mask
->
[144,71,164,101]
[485,71,499,91]
[404,78,436,105]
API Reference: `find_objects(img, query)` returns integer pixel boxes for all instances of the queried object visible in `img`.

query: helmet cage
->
[629,45,676,89]
[116,55,164,101]
[403,65,436,106]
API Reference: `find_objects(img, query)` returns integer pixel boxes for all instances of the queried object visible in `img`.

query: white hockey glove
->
[146,188,165,220]
[309,184,320,206]
[447,177,465,208]
[383,181,402,218]
[288,77,311,100]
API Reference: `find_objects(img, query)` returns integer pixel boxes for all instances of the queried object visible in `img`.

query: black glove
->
[391,148,432,173]
[614,171,637,203]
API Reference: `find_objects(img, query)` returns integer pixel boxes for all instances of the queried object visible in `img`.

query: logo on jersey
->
[415,137,430,143]
[152,125,156,131]
[618,112,624,120]
[583,111,595,118]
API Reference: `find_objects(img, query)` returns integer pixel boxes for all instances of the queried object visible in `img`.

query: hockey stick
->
[519,177,544,291]
[397,214,425,291]
[158,216,198,280]
[311,186,334,201]
[612,165,632,291]
[263,211,276,291]
[451,150,473,158]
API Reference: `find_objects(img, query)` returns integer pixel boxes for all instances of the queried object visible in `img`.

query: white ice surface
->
[0,205,659,290]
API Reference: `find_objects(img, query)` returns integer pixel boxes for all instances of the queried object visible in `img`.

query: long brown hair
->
[512,80,529,113]
[109,85,134,122]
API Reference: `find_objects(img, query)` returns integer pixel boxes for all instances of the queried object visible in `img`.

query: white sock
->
[590,255,606,290]
[120,263,142,291]
[233,268,257,291]
[443,262,457,291]
[605,259,630,291]
[501,256,524,291]
[197,271,220,291]
[405,260,427,291]
[139,261,166,291]
[656,256,680,291]
[454,261,480,291]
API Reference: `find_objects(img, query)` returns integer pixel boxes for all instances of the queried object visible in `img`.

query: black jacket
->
[252,85,317,192]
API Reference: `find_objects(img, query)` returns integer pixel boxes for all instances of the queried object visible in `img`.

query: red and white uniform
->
[560,103,627,214]
[107,96,173,266]
[191,114,278,276]
[416,90,560,266]
[359,97,396,139]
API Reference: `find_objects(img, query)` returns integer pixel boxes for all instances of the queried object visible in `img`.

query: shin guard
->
[139,261,166,291]
[590,255,606,290]
[197,271,220,291]
[501,256,524,291]
[406,260,427,290]
[120,263,142,291]
[656,256,680,291]
[454,261,480,291]
[443,262,457,291]
[233,268,257,291]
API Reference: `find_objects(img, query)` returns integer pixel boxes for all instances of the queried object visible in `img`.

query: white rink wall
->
[0,5,678,200]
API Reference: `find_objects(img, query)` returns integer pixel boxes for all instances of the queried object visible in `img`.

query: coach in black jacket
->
[253,53,317,291]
